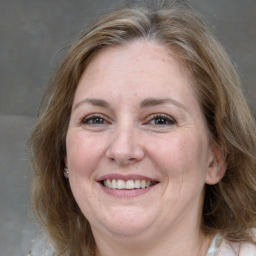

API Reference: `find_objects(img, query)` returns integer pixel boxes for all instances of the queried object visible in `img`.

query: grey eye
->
[82,115,107,125]
[149,114,176,125]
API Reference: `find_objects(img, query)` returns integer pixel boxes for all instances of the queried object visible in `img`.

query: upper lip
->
[97,173,158,182]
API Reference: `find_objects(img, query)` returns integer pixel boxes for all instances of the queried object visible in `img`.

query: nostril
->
[106,141,145,165]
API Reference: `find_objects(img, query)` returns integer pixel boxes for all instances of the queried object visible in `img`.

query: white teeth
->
[106,179,112,188]
[141,180,146,188]
[112,179,117,189]
[117,179,126,189]
[103,179,154,189]
[126,180,134,189]
[134,180,140,188]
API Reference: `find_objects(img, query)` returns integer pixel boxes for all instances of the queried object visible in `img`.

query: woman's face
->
[66,40,219,242]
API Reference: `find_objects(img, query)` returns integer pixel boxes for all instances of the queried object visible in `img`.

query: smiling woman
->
[28,1,256,256]
[65,41,216,255]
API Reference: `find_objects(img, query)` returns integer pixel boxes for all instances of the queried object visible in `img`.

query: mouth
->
[101,179,158,190]
[97,174,159,197]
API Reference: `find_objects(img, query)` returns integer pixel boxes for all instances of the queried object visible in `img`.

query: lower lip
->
[99,183,156,197]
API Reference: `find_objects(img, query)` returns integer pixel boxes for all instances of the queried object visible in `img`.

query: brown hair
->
[28,1,256,255]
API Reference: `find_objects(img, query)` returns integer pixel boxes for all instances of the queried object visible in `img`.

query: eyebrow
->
[73,98,110,110]
[140,97,187,111]
[73,97,187,111]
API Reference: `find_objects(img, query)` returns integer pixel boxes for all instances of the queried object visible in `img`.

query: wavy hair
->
[28,1,256,255]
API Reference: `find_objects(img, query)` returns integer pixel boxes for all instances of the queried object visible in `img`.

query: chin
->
[93,206,157,238]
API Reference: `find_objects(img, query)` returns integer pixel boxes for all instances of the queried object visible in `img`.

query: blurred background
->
[0,0,255,255]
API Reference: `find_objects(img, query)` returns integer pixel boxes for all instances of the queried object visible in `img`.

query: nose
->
[106,124,145,165]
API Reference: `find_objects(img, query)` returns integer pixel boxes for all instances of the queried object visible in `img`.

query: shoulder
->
[218,229,256,256]
[28,232,55,256]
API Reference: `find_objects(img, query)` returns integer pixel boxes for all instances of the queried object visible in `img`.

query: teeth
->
[141,180,146,188]
[134,180,140,188]
[112,179,117,189]
[103,179,154,189]
[126,180,134,189]
[117,179,126,189]
[106,179,112,188]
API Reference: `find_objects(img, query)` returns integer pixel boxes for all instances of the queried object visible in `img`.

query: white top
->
[207,230,256,256]
[28,230,256,256]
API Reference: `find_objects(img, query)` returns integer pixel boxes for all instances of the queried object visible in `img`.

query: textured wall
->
[0,0,255,255]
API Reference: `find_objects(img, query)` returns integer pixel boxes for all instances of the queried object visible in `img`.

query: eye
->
[146,114,176,126]
[81,114,109,125]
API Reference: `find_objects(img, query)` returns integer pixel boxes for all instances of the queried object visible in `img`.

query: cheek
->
[152,133,208,213]
[66,131,106,176]
[65,131,106,216]
[149,130,209,181]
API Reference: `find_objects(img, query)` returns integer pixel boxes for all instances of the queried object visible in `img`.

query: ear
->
[64,156,69,178]
[205,143,227,185]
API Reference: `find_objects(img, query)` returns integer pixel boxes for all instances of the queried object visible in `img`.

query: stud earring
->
[64,168,69,178]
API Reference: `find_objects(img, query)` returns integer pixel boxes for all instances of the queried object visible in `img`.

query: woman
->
[28,1,256,255]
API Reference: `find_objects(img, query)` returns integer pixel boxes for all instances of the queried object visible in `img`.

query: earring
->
[64,168,69,178]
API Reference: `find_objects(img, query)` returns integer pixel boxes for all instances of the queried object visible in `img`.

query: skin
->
[65,40,225,256]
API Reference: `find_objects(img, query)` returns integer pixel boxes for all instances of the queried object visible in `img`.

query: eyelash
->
[81,114,109,125]
[145,113,176,126]
[80,113,176,127]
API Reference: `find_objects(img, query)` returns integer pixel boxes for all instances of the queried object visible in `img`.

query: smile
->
[102,179,158,189]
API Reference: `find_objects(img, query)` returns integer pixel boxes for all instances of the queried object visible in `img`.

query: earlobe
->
[205,144,227,185]
[64,156,69,178]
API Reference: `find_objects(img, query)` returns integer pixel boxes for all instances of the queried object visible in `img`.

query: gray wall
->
[1,0,255,255]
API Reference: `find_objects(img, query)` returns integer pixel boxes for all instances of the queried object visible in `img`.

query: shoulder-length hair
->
[28,1,256,255]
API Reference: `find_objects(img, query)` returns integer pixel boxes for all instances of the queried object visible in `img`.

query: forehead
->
[75,40,194,97]
[72,40,205,125]
[84,40,186,76]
